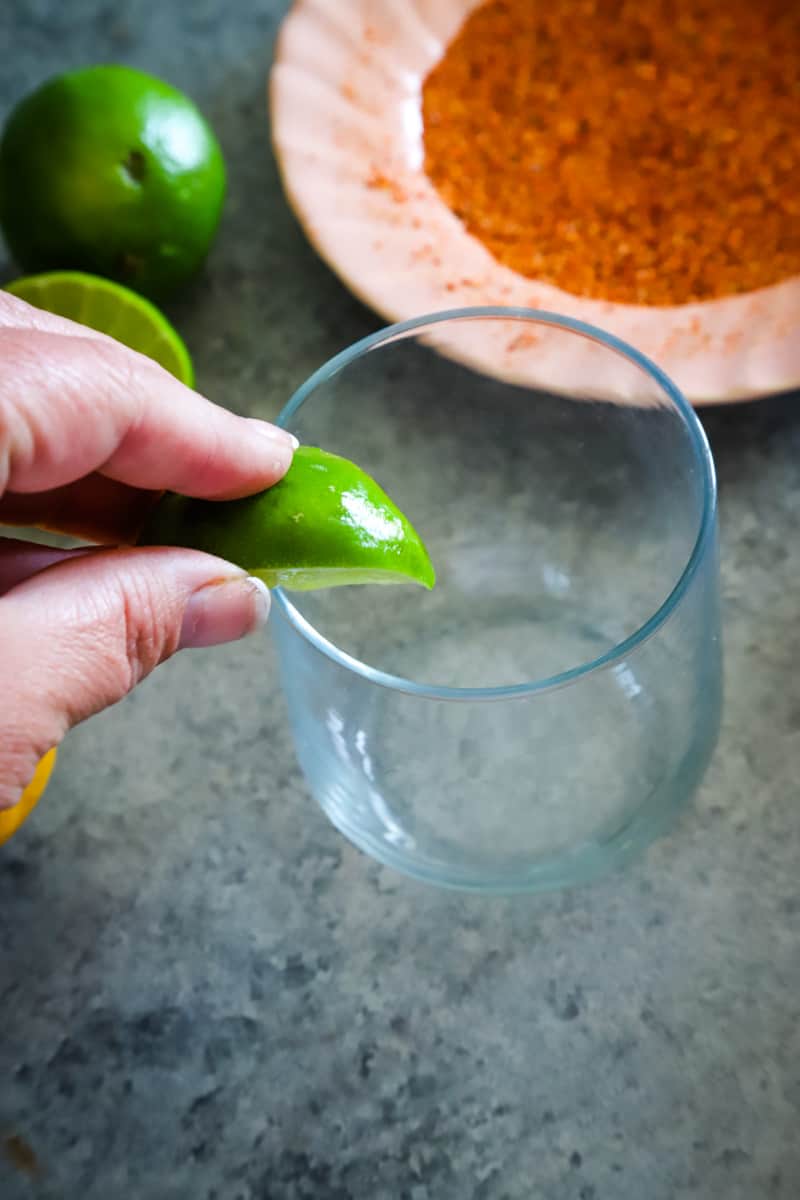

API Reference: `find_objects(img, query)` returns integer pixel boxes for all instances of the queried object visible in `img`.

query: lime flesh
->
[5,271,194,384]
[139,446,435,591]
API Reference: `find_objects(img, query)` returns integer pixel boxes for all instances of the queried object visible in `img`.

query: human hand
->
[0,291,296,808]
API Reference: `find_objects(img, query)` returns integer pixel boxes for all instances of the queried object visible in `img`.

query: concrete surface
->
[1,2,799,1197]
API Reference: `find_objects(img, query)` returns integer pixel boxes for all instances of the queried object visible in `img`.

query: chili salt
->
[422,0,800,306]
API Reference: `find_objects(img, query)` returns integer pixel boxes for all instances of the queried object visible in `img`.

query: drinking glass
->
[271,309,721,892]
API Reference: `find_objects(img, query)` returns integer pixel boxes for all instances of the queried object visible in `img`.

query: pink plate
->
[270,0,799,405]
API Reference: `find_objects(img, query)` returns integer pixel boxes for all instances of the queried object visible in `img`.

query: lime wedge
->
[139,445,436,591]
[4,270,194,385]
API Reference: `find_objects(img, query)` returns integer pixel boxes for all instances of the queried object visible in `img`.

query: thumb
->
[0,547,270,809]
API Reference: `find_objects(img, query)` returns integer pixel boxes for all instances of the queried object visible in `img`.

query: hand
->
[0,291,296,809]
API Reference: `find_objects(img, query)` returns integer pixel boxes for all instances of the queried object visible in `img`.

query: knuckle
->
[54,564,179,707]
[0,329,135,493]
[113,568,179,691]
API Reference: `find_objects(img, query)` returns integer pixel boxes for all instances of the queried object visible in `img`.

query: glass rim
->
[274,306,717,702]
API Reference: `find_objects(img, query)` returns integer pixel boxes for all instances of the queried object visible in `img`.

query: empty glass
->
[271,309,721,892]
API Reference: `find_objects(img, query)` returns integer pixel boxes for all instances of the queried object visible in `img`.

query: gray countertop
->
[1,3,799,1197]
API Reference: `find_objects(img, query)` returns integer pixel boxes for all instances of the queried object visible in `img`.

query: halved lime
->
[139,445,436,591]
[5,271,194,385]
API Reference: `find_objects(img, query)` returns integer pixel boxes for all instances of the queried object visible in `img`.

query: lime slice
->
[139,445,436,591]
[0,748,57,847]
[5,271,194,385]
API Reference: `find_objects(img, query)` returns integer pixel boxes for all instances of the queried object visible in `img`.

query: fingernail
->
[248,419,299,451]
[179,575,271,650]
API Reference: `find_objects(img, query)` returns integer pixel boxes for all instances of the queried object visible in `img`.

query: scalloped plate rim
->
[270,0,800,406]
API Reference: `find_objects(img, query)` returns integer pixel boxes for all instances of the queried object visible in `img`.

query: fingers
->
[0,547,270,809]
[0,325,296,501]
[0,474,156,543]
[0,537,94,596]
[0,290,109,340]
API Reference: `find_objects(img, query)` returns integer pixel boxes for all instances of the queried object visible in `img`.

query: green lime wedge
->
[139,445,436,591]
[5,270,194,385]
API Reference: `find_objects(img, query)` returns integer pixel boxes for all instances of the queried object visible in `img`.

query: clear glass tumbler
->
[272,309,721,893]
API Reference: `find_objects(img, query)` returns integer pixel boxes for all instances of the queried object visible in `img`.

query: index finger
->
[0,325,296,500]
[0,289,109,340]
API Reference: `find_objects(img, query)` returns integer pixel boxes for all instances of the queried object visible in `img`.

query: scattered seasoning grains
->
[421,0,800,305]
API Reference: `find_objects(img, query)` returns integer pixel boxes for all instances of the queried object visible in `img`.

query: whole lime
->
[0,65,226,298]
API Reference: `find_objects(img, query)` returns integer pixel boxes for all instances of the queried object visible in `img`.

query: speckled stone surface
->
[1,3,799,1197]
